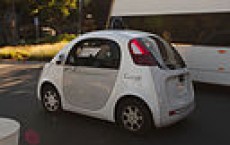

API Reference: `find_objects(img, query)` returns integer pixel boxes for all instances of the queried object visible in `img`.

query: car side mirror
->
[56,54,65,65]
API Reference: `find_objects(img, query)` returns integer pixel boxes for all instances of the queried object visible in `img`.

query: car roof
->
[51,30,160,63]
[79,30,157,40]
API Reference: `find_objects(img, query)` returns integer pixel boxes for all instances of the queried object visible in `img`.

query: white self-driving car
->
[37,30,194,133]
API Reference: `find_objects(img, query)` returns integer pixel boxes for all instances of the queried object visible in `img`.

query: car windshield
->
[138,37,186,69]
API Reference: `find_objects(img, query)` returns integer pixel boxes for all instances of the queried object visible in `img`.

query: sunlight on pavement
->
[0,63,43,94]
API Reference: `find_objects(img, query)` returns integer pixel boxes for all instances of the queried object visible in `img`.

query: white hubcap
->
[122,106,143,131]
[43,90,59,112]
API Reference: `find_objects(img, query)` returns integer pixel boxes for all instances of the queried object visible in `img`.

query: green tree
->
[28,0,80,34]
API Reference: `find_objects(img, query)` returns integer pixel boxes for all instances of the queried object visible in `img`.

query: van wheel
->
[41,85,62,113]
[116,98,152,134]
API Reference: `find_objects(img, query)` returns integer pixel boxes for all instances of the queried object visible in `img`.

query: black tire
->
[116,98,153,134]
[41,85,62,113]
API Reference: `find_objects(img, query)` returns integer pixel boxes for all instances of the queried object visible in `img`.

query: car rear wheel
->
[116,98,153,134]
[41,85,62,113]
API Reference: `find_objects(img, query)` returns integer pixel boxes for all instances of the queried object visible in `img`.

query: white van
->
[108,0,230,85]
[174,31,230,85]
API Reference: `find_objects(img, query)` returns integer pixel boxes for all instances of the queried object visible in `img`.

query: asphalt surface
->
[0,62,230,145]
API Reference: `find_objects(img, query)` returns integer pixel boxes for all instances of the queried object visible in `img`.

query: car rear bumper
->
[158,101,195,127]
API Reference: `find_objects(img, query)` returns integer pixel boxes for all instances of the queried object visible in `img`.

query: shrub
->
[0,42,67,61]
[0,47,30,60]
[39,34,77,44]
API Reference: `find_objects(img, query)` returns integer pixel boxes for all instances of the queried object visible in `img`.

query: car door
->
[63,38,121,111]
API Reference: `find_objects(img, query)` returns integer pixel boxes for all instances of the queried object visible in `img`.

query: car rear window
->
[138,37,186,69]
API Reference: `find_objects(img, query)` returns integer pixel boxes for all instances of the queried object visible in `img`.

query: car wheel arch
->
[40,81,63,112]
[114,95,154,124]
[40,81,60,99]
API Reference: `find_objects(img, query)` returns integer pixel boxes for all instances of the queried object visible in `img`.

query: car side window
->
[66,38,121,69]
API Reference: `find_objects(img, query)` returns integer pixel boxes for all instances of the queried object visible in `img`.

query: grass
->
[0,33,77,61]
[0,42,68,61]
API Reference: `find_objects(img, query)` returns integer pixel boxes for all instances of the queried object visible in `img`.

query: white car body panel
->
[63,66,118,110]
[38,30,194,128]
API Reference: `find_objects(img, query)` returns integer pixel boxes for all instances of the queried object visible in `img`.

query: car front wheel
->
[41,85,62,113]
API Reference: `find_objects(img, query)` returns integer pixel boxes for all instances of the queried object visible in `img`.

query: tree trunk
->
[3,0,19,45]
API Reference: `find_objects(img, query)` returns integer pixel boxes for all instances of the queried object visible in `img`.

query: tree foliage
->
[29,0,77,16]
[0,0,114,45]
[27,0,79,33]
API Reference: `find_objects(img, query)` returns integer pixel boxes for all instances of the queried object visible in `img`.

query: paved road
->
[0,63,230,145]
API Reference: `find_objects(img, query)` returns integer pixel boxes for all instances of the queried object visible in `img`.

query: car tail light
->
[169,110,176,116]
[129,39,157,66]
